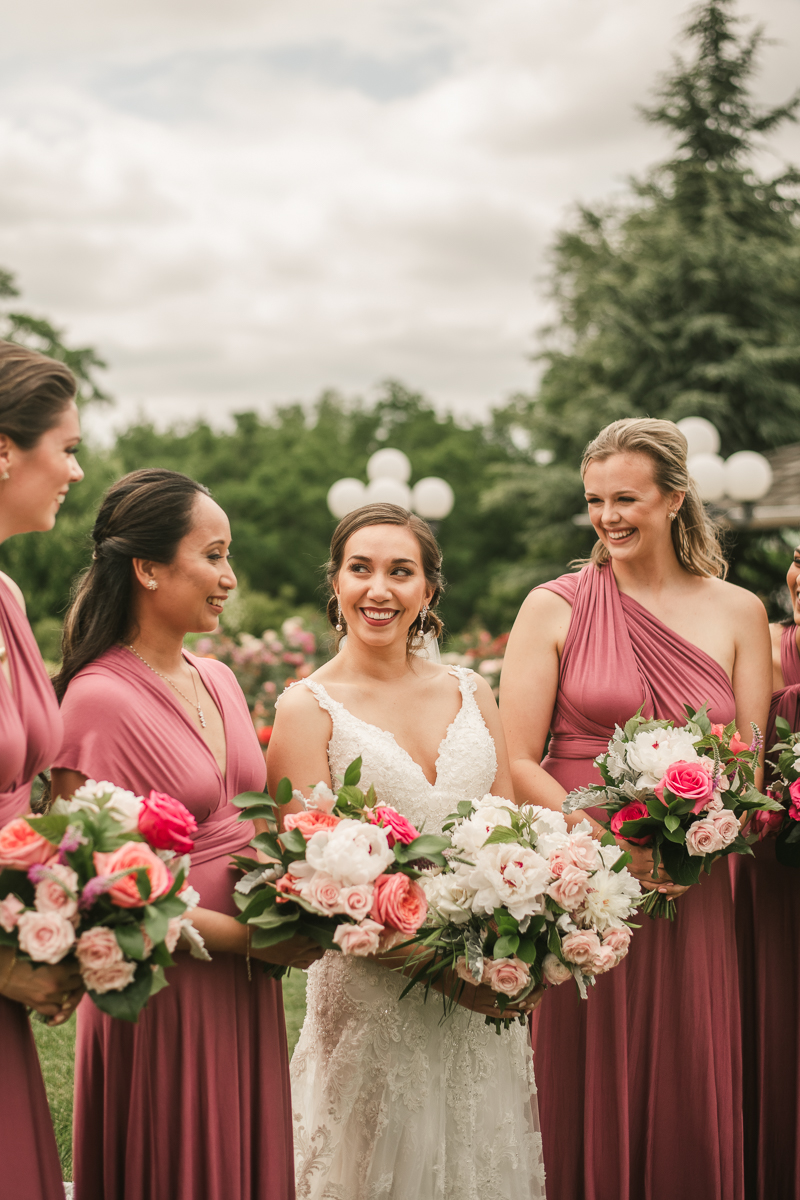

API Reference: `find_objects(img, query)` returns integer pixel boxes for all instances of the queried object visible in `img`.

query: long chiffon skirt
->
[0,995,65,1200]
[732,840,800,1199]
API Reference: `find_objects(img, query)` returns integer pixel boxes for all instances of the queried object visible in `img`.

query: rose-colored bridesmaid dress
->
[0,575,66,1199]
[530,563,743,1200]
[731,621,800,1198]
[54,646,294,1200]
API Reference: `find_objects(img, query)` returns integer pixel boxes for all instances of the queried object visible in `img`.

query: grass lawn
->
[35,970,309,1182]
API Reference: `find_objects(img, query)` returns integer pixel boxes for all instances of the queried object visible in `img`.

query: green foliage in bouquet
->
[766,716,800,868]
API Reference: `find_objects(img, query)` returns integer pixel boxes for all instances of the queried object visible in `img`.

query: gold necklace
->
[125,644,207,728]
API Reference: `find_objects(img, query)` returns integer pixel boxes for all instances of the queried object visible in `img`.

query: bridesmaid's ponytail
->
[54,469,210,701]
[580,418,728,579]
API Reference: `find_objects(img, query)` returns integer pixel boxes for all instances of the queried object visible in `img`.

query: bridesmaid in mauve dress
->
[0,340,85,1199]
[501,418,771,1200]
[731,541,800,1199]
[51,469,320,1200]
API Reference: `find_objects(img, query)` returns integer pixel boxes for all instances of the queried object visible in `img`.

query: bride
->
[268,502,546,1200]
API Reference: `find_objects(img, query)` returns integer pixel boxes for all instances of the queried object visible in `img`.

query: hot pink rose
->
[547,864,591,911]
[602,926,632,962]
[654,759,715,813]
[0,894,25,932]
[16,910,76,963]
[561,930,601,967]
[728,731,750,755]
[370,873,428,934]
[164,916,183,954]
[751,808,784,838]
[34,864,79,921]
[138,791,198,854]
[339,884,374,919]
[368,807,421,847]
[609,801,652,845]
[93,842,173,908]
[789,779,800,823]
[563,831,600,872]
[83,960,137,994]
[482,956,531,997]
[709,809,740,847]
[76,926,124,971]
[685,818,726,857]
[0,817,57,869]
[304,873,344,914]
[591,944,618,974]
[283,810,341,838]
[332,918,384,956]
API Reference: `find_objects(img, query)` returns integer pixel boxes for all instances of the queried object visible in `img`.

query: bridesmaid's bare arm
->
[470,674,515,801]
[729,586,772,787]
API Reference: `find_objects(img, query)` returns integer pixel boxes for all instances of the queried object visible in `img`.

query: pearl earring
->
[335,603,343,632]
[147,579,158,591]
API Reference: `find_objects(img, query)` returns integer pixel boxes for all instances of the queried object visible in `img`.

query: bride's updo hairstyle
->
[581,417,727,579]
[325,502,445,652]
[54,468,211,701]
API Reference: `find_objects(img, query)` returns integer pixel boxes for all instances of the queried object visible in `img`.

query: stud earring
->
[668,510,678,522]
[147,579,158,591]
[335,602,343,632]
[0,471,8,481]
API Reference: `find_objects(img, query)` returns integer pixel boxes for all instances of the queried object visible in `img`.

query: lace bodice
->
[298,666,498,830]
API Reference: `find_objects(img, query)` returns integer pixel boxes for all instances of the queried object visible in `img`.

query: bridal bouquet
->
[563,705,780,918]
[410,798,641,1030]
[231,758,450,969]
[0,781,207,1021]
[760,717,800,867]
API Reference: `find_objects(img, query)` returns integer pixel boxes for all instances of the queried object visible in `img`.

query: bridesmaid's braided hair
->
[580,417,728,579]
[324,502,445,654]
[54,469,211,701]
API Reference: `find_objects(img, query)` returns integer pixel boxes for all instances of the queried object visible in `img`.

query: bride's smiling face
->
[335,524,433,648]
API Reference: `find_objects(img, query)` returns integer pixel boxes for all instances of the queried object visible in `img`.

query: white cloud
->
[0,0,797,432]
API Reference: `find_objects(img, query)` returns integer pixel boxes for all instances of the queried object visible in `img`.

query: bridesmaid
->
[500,417,771,1200]
[732,539,800,1198]
[0,340,85,1199]
[50,469,321,1200]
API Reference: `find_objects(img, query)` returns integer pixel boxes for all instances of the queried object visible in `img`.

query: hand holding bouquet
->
[761,717,800,866]
[0,781,207,1021]
[231,758,450,969]
[410,797,640,1031]
[563,705,780,917]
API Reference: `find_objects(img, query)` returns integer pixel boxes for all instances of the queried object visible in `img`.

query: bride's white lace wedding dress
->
[288,667,547,1200]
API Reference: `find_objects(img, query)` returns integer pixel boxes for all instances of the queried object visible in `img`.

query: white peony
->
[527,806,570,859]
[305,819,394,886]
[624,727,701,788]
[579,868,641,932]
[305,783,338,814]
[467,843,551,922]
[64,780,143,832]
[421,872,475,925]
[451,803,514,858]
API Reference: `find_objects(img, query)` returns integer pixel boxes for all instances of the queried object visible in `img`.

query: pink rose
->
[547,864,591,911]
[789,779,800,823]
[542,953,572,986]
[304,873,344,915]
[654,760,715,813]
[93,842,173,908]
[455,956,479,984]
[609,801,652,845]
[602,926,632,962]
[709,809,740,848]
[0,894,25,932]
[83,960,138,994]
[0,817,57,869]
[563,831,600,872]
[16,910,76,963]
[368,807,421,847]
[140,928,154,958]
[561,930,601,967]
[339,884,374,919]
[138,791,198,855]
[332,918,384,956]
[685,818,726,857]
[728,732,750,755]
[710,724,726,740]
[482,956,531,997]
[283,811,341,838]
[164,916,183,954]
[591,944,618,974]
[548,848,568,877]
[34,864,79,921]
[75,926,124,971]
[275,871,303,902]
[751,808,784,839]
[370,873,428,934]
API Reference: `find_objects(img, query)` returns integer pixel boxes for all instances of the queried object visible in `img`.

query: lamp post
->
[677,417,774,525]
[327,449,455,531]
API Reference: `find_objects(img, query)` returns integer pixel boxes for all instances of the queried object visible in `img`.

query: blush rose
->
[561,930,601,967]
[16,911,76,963]
[332,918,384,956]
[76,926,124,971]
[602,926,632,962]
[93,842,173,908]
[482,956,531,997]
[370,873,428,934]
[547,864,591,911]
[34,863,80,922]
[685,819,726,857]
[83,960,138,994]
[542,953,572,986]
[0,894,25,932]
[283,811,341,838]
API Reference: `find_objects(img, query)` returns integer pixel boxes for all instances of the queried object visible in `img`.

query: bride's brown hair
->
[325,503,445,652]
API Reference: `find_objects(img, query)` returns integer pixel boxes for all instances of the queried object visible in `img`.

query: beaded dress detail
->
[287,667,546,1200]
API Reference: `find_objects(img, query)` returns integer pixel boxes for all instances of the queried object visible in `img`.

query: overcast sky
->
[1,0,798,434]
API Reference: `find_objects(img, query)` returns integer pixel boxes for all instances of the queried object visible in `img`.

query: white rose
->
[421,872,475,925]
[305,819,393,886]
[625,727,701,788]
[467,843,551,922]
[580,867,641,932]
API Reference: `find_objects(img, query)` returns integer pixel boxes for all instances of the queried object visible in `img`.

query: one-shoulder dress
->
[0,574,66,1200]
[54,645,294,1200]
[731,621,800,1198]
[531,563,743,1200]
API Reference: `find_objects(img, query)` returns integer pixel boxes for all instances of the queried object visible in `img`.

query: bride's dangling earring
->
[335,602,343,632]
[419,604,428,631]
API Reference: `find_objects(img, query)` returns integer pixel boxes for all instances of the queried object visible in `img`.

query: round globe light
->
[367,447,412,483]
[327,478,367,519]
[687,453,727,503]
[364,476,411,509]
[676,417,721,458]
[722,451,773,503]
[411,477,455,520]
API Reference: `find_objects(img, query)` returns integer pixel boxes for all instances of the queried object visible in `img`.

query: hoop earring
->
[419,604,428,630]
[147,579,158,591]
[335,602,343,632]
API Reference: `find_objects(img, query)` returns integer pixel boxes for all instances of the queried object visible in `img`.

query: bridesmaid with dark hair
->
[732,539,800,1199]
[50,469,321,1200]
[0,340,85,1199]
[500,418,771,1200]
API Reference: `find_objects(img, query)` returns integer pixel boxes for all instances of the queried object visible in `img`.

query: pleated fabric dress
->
[54,645,294,1200]
[0,575,66,1200]
[530,563,743,1200]
[731,621,800,1199]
